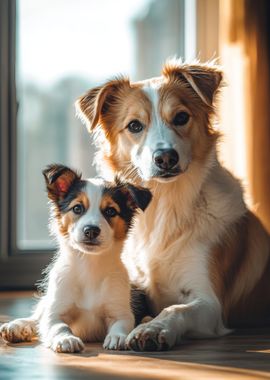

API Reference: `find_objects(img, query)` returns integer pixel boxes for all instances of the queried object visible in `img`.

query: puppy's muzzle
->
[153,149,179,171]
[83,225,101,241]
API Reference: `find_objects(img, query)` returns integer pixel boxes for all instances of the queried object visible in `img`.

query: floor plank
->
[1,292,270,380]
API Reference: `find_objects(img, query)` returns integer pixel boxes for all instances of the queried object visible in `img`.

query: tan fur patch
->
[68,193,90,211]
[100,194,120,214]
[59,212,74,237]
[56,192,90,237]
[100,194,127,240]
[158,78,220,165]
[110,216,128,240]
[210,211,270,326]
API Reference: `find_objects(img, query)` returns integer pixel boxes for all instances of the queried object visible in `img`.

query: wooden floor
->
[1,292,270,379]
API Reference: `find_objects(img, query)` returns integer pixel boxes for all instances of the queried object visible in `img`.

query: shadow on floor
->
[1,294,270,379]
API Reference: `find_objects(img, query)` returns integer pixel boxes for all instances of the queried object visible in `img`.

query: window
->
[0,0,188,288]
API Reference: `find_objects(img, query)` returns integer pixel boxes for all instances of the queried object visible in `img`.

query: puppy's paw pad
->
[103,333,127,350]
[0,320,36,343]
[52,335,84,353]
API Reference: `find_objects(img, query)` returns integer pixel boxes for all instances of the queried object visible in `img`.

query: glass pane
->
[16,0,185,250]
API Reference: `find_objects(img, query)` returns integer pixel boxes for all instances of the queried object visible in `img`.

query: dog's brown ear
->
[163,60,223,106]
[43,164,81,201]
[76,77,130,132]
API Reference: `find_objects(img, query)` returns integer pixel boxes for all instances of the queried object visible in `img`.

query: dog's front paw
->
[0,319,36,343]
[103,333,127,350]
[125,320,175,351]
[51,335,85,353]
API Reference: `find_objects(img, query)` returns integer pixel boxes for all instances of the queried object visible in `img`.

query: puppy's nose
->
[153,149,179,170]
[83,225,101,240]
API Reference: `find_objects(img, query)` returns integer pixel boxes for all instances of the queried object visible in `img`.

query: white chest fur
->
[122,166,246,315]
[48,243,130,342]
[124,221,215,314]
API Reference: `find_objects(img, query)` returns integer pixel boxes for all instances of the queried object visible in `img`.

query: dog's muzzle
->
[152,149,180,178]
[82,225,101,245]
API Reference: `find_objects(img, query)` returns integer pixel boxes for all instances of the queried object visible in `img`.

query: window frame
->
[0,0,213,289]
[0,0,53,289]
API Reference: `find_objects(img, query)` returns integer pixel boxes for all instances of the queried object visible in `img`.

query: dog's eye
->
[104,207,117,217]
[72,204,84,215]
[127,120,144,134]
[173,112,190,126]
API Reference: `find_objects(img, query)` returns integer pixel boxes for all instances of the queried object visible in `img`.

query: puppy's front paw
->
[126,320,175,351]
[0,319,36,343]
[51,335,85,353]
[103,333,127,350]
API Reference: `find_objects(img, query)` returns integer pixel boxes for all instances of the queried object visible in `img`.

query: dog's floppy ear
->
[76,77,131,132]
[43,164,81,201]
[163,59,223,106]
[125,184,153,212]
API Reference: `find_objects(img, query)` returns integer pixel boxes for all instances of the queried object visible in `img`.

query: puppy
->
[76,59,270,351]
[0,164,152,352]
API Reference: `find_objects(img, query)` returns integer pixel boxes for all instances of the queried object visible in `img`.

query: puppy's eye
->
[173,112,190,126]
[104,207,117,217]
[127,120,144,134]
[72,204,84,215]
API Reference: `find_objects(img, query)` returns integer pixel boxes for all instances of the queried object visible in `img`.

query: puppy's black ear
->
[75,77,131,132]
[126,184,152,212]
[43,164,81,202]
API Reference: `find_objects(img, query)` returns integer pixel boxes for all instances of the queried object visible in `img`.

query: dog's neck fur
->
[59,238,124,261]
[44,238,126,293]
[147,145,218,214]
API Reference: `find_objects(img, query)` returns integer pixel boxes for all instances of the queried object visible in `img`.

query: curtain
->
[219,0,270,232]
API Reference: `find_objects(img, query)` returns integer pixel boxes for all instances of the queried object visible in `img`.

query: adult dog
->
[76,59,270,351]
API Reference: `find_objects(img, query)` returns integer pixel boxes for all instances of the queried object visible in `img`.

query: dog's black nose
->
[153,149,179,170]
[83,225,101,240]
